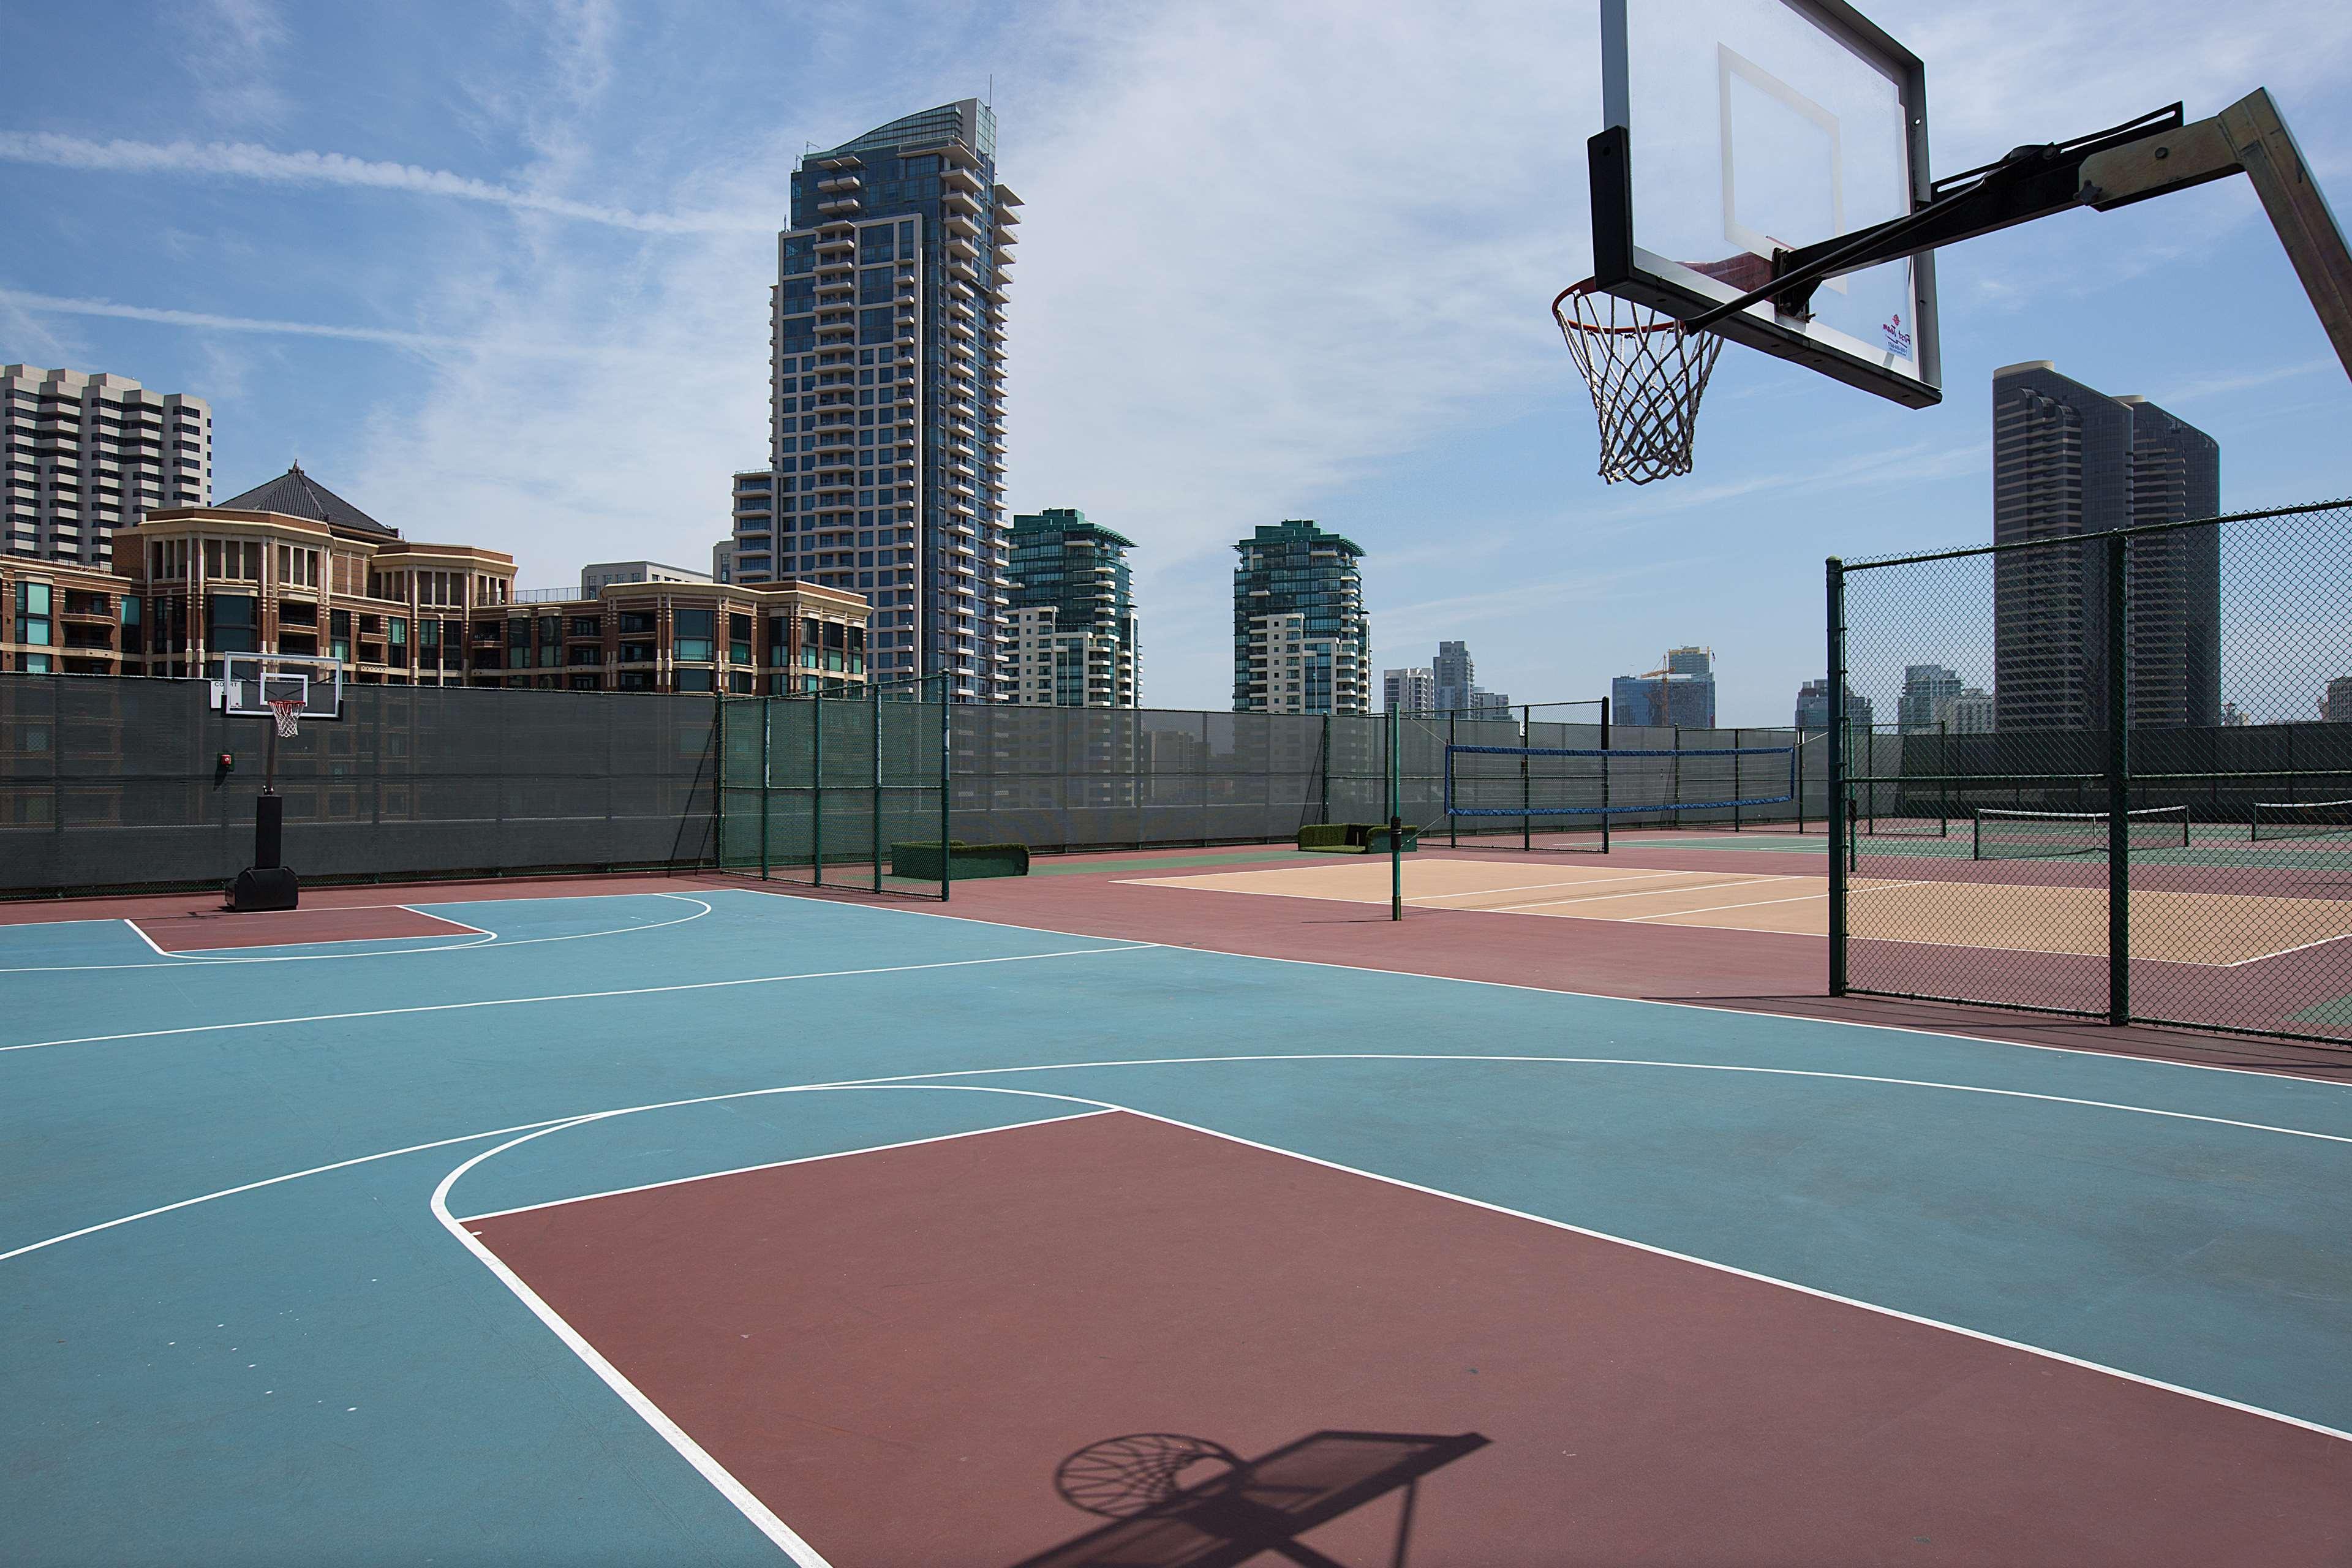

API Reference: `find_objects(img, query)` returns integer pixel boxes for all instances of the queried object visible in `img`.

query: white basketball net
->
[267,696,305,739]
[1553,283,1725,485]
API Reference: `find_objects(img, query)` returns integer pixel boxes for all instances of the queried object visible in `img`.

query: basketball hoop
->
[266,696,305,739]
[1553,280,1725,485]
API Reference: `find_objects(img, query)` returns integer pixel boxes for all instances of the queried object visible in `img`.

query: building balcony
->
[816,173,862,193]
[814,232,856,255]
[818,197,862,216]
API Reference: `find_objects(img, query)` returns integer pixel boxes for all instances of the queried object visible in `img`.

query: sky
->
[5,0,2350,723]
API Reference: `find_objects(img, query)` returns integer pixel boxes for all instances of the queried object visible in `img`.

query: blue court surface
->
[5,884,2352,1564]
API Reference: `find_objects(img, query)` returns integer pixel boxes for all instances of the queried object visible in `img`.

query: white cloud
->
[0,290,480,353]
[178,0,293,127]
[0,134,767,235]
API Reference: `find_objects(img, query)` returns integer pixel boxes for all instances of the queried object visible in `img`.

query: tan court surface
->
[1123,858,2352,967]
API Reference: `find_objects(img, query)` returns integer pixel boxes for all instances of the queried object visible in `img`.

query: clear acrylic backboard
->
[1593,0,1940,406]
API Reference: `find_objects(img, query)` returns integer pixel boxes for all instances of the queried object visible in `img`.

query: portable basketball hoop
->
[266,695,306,739]
[1553,279,1724,485]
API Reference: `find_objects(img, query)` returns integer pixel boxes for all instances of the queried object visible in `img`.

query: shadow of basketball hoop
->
[1006,1428,1488,1568]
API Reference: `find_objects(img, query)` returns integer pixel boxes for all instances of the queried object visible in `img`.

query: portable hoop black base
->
[227,793,300,911]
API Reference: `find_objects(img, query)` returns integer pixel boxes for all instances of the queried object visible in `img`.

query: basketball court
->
[6,873,2352,1564]
[10,0,2352,1562]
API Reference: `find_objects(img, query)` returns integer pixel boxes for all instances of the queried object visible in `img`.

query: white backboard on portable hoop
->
[1593,0,1940,407]
[213,653,344,721]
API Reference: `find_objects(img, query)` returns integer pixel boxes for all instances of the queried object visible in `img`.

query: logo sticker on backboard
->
[1882,314,1914,360]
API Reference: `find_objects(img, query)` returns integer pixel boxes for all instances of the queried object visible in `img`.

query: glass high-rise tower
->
[1991,361,2220,734]
[728,99,1018,701]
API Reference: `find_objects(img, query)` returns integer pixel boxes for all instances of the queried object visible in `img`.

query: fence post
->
[1389,702,1403,921]
[812,691,825,889]
[1939,718,1950,836]
[1447,709,1458,849]
[939,678,952,902]
[1733,728,1743,833]
[872,682,884,893]
[1827,557,1848,997]
[759,698,772,880]
[1795,723,1806,835]
[1672,728,1683,832]
[2106,531,2131,1026]
[1319,713,1331,827]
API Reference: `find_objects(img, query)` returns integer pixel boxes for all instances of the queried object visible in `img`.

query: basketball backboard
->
[1591,0,1940,407]
[213,653,344,722]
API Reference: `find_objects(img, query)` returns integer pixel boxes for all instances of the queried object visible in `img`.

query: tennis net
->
[2250,799,2352,842]
[1972,805,2190,861]
[1445,745,1795,818]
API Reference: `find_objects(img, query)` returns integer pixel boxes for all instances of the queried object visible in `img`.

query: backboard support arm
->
[1686,89,2352,377]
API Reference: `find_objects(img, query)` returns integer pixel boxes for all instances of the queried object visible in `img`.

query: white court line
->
[398,905,494,937]
[0,892,712,974]
[2220,930,2352,968]
[1622,881,1940,924]
[0,1115,581,1265]
[743,886,2352,1087]
[1487,875,1801,914]
[0,941,1159,1056]
[1404,869,1700,902]
[15,1049,2349,1273]
[454,1110,1113,1224]
[428,1073,2352,1461]
[431,1134,834,1567]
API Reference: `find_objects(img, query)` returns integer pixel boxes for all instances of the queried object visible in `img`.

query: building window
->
[675,606,715,663]
[16,582,51,647]
[569,616,599,638]
[389,617,407,648]
[675,668,715,693]
[206,593,257,654]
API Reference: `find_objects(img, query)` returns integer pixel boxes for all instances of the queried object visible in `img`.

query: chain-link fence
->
[717,680,951,897]
[1,675,718,895]
[1830,499,2352,1046]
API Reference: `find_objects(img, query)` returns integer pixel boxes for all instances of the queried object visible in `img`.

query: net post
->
[1520,704,1532,852]
[1599,696,1611,853]
[2106,530,2130,1026]
[1447,710,1458,848]
[1733,728,1743,833]
[1826,557,1848,997]
[1388,702,1403,921]
[872,681,883,894]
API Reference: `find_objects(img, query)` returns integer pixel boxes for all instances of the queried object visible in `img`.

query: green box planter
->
[1297,823,1419,854]
[889,840,1031,880]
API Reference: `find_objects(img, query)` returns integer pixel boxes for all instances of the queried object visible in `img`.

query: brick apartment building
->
[1,464,867,695]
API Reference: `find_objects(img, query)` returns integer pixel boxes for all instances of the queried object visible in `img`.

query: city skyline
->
[3,6,2349,716]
